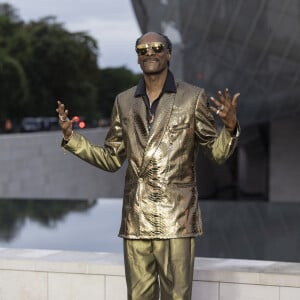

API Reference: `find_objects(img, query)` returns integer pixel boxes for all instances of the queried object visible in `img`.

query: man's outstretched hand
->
[56,100,73,140]
[210,88,240,133]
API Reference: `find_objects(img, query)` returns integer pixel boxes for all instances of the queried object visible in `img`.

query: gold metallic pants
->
[124,238,195,300]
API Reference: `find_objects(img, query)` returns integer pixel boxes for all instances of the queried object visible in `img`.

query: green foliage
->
[0,54,29,119]
[0,6,29,119]
[97,67,141,118]
[20,17,99,120]
[0,3,141,127]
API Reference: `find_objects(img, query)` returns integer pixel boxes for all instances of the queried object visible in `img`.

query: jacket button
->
[138,178,143,183]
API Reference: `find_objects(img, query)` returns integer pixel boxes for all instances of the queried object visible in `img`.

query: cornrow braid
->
[135,32,172,54]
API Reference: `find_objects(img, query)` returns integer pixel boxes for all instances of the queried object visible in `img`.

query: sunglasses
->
[135,42,165,56]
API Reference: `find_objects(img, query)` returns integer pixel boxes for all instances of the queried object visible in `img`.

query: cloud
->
[67,16,141,71]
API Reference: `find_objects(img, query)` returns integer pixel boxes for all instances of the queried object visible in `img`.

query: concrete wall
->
[0,129,126,200]
[1,119,299,202]
[269,117,300,202]
[0,248,299,300]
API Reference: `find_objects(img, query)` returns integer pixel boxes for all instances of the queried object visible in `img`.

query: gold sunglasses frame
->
[135,42,165,55]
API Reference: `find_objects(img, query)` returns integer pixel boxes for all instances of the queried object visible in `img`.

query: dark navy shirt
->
[134,70,177,129]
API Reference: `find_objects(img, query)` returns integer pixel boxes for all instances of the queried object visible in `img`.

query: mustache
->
[143,58,159,63]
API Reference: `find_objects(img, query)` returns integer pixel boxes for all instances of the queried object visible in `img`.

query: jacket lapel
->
[139,92,176,175]
[132,96,149,150]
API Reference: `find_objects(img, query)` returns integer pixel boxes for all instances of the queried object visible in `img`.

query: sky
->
[6,0,142,72]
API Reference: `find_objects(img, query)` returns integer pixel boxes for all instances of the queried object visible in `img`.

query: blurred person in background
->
[57,31,240,300]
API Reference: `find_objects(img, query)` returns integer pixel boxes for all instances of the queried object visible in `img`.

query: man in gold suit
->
[57,32,240,300]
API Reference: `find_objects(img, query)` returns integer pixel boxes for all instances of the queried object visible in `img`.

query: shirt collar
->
[134,70,177,97]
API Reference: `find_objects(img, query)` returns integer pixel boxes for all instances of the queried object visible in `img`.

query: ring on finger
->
[220,104,224,111]
[216,109,220,115]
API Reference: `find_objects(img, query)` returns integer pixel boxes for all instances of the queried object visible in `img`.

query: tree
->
[0,3,141,128]
[0,54,29,119]
[0,2,21,22]
[23,17,100,119]
[0,6,29,120]
[97,67,141,118]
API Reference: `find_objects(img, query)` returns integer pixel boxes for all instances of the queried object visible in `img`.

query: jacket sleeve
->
[62,97,126,172]
[195,89,240,164]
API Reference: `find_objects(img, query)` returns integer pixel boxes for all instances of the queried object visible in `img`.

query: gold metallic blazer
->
[64,80,239,239]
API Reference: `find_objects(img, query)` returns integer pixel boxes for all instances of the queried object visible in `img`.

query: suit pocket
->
[170,122,190,131]
[172,182,196,188]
